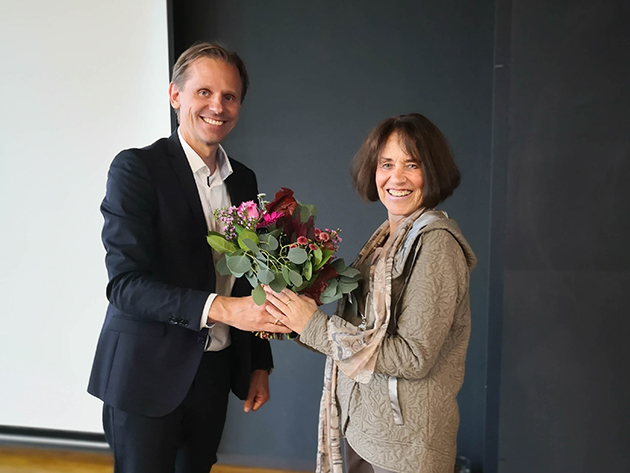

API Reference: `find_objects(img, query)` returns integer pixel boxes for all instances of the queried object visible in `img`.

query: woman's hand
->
[263,286,318,334]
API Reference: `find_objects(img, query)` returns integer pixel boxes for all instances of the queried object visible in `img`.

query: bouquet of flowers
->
[206,188,361,338]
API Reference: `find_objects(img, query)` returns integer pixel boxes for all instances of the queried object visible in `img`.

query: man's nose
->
[208,96,224,114]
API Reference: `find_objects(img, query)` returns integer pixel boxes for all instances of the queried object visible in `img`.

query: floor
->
[0,446,306,473]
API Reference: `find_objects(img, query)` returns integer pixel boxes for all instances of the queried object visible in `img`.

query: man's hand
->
[244,369,269,413]
[208,296,292,333]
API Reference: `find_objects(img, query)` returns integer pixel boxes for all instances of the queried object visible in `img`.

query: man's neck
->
[180,130,219,174]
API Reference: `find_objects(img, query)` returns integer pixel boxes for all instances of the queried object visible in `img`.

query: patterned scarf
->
[315,208,447,472]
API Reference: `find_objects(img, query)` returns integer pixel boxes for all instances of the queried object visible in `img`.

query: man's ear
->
[168,82,180,111]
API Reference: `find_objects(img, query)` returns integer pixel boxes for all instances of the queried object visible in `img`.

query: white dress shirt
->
[178,129,235,351]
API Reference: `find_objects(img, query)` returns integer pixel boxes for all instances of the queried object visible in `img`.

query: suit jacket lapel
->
[166,131,208,237]
[225,159,248,207]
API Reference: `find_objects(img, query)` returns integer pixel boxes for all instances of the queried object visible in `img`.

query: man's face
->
[169,57,242,157]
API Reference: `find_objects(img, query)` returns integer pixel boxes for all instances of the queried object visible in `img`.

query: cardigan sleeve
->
[299,229,469,380]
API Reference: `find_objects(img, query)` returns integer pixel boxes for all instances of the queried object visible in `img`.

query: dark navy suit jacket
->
[88,131,272,417]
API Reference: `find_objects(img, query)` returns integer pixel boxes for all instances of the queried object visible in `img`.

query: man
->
[88,43,290,473]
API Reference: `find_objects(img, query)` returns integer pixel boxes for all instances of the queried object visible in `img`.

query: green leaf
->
[340,274,362,284]
[302,259,313,281]
[281,266,291,285]
[339,280,359,293]
[341,266,360,278]
[226,254,251,277]
[298,204,311,223]
[313,248,335,271]
[320,291,343,305]
[288,269,303,287]
[321,279,338,297]
[234,224,245,236]
[331,258,346,273]
[288,247,308,264]
[244,270,258,288]
[305,204,318,219]
[259,233,279,251]
[207,233,237,254]
[252,284,266,305]
[269,272,287,293]
[238,229,260,252]
[216,256,231,276]
[257,268,275,284]
[313,247,323,266]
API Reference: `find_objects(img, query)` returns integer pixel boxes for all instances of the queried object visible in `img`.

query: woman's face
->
[375,132,424,228]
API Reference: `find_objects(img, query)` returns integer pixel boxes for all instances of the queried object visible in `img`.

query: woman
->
[265,113,477,473]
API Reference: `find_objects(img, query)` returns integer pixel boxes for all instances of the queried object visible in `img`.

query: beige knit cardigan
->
[299,218,477,473]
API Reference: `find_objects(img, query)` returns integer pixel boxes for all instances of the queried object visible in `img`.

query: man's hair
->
[350,113,460,209]
[171,42,249,102]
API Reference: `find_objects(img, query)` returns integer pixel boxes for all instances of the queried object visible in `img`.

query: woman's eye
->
[199,90,209,96]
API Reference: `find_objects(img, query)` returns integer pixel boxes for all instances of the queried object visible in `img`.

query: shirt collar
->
[177,128,233,182]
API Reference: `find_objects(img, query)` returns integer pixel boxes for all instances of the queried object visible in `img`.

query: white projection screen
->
[0,1,170,436]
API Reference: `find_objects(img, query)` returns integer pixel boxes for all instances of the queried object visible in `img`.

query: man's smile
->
[202,117,226,126]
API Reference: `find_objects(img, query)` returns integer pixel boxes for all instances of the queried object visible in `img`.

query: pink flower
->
[238,201,259,220]
[309,243,318,251]
[257,211,284,228]
[319,232,330,242]
[297,236,308,245]
[289,244,298,249]
[314,228,321,236]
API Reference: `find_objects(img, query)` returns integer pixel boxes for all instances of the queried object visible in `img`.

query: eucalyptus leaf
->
[226,254,251,277]
[320,291,343,305]
[259,233,279,251]
[288,269,303,287]
[288,247,308,264]
[281,266,291,285]
[340,274,362,283]
[257,268,275,284]
[216,256,231,276]
[252,284,266,306]
[269,272,287,293]
[245,270,258,288]
[339,280,359,293]
[302,259,313,281]
[331,258,346,273]
[341,267,361,278]
[238,229,260,251]
[206,233,237,254]
[321,279,338,297]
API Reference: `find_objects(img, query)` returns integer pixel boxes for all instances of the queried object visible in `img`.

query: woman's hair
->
[350,113,460,209]
[171,42,249,103]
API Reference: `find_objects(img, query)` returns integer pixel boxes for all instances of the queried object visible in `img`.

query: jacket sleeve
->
[299,229,469,380]
[101,150,209,329]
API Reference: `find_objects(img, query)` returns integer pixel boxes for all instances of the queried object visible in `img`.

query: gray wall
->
[171,1,496,470]
[497,0,630,471]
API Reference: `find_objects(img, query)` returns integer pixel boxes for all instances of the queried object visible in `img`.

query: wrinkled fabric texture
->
[300,210,477,473]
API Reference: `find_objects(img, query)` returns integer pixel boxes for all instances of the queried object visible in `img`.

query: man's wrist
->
[207,295,234,325]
